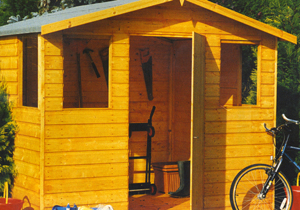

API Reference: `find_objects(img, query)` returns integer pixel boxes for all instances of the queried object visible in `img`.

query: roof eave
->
[187,0,297,44]
[41,0,297,44]
[41,0,173,35]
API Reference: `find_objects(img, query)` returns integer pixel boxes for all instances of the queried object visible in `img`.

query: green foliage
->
[241,45,257,105]
[0,80,18,195]
[0,0,39,26]
[39,0,114,13]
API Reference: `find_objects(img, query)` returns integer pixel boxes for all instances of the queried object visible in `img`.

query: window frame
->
[62,34,112,109]
[220,39,261,107]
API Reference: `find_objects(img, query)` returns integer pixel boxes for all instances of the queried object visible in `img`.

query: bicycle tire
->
[230,164,293,210]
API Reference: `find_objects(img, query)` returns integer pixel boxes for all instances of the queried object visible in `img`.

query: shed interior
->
[128,36,193,206]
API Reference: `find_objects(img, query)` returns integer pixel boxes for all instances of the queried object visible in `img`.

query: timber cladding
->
[0,0,292,209]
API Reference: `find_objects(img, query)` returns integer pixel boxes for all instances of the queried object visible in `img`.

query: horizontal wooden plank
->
[205,84,220,97]
[129,90,169,102]
[111,56,129,70]
[261,60,275,73]
[44,189,128,208]
[45,70,63,84]
[45,163,128,179]
[0,56,18,69]
[45,123,128,138]
[15,135,40,151]
[7,82,18,95]
[14,174,40,193]
[0,37,18,45]
[17,122,41,138]
[261,72,275,84]
[112,83,129,97]
[204,156,271,171]
[206,46,220,60]
[45,83,63,97]
[205,144,273,159]
[45,39,63,56]
[261,84,275,96]
[205,120,272,134]
[0,43,18,56]
[260,96,274,108]
[45,109,128,124]
[0,70,18,81]
[206,59,220,72]
[204,96,220,108]
[45,97,63,110]
[205,108,274,122]
[45,176,128,193]
[204,169,241,184]
[129,101,168,112]
[112,43,130,57]
[111,96,128,109]
[204,194,231,209]
[15,160,40,179]
[14,147,40,165]
[204,182,231,196]
[261,48,275,60]
[13,107,41,123]
[205,133,272,146]
[45,150,128,166]
[45,55,63,70]
[45,136,128,152]
[130,81,169,93]
[129,140,168,154]
[111,70,129,84]
[206,71,220,84]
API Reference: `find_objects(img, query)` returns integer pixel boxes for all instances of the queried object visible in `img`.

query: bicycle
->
[230,114,300,210]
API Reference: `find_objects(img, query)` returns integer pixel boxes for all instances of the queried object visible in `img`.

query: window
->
[220,42,259,106]
[22,35,38,107]
[63,36,110,108]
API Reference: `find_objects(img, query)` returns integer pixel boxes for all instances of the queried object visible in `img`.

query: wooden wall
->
[1,0,279,209]
[0,36,41,210]
[204,33,275,209]
[41,33,129,210]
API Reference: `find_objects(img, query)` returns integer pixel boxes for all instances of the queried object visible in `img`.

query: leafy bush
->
[0,81,18,195]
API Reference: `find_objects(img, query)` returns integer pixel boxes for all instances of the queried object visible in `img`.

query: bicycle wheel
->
[230,164,293,210]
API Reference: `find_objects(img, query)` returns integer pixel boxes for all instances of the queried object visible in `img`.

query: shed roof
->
[0,0,139,37]
[0,0,297,44]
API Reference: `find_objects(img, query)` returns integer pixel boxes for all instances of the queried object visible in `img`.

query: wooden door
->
[190,32,205,210]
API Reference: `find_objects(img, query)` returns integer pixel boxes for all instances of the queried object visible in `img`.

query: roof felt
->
[0,0,139,37]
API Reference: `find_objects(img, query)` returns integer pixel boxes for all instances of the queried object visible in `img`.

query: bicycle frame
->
[260,123,300,198]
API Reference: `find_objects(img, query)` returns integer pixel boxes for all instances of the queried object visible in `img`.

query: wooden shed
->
[0,0,297,209]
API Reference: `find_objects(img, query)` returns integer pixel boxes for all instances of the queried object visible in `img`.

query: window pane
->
[23,36,38,107]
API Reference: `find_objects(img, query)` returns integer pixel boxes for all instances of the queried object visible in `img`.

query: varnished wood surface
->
[129,193,190,210]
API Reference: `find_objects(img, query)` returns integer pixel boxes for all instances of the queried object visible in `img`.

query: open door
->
[190,32,205,210]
